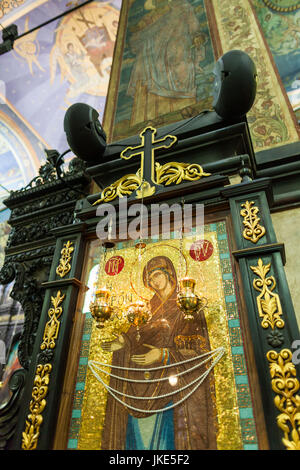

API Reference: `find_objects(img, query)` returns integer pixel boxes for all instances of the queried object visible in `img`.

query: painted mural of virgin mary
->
[126,0,208,127]
[100,255,218,450]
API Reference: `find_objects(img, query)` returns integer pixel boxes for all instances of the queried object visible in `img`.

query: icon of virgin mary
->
[100,255,218,450]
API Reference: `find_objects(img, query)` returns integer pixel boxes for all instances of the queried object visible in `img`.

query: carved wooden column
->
[222,178,300,450]
[12,222,87,450]
[0,157,90,449]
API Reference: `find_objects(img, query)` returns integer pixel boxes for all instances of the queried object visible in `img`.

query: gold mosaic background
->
[77,231,244,450]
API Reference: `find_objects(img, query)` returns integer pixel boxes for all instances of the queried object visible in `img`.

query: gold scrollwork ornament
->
[40,290,65,350]
[155,161,211,186]
[250,258,284,329]
[92,162,211,205]
[267,349,300,450]
[56,240,74,278]
[21,363,52,450]
[92,172,142,205]
[240,200,266,243]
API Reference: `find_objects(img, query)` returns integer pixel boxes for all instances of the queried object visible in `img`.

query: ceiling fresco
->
[0,0,121,211]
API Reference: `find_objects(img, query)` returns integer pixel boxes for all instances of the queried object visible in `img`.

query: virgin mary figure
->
[126,0,207,127]
[100,255,218,449]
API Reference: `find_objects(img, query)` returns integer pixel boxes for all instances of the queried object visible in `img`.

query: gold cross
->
[120,126,177,196]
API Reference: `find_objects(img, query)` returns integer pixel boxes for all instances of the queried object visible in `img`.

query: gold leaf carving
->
[155,161,211,186]
[40,290,65,351]
[267,349,300,450]
[22,363,52,450]
[240,200,266,243]
[92,172,142,205]
[92,161,211,205]
[56,240,74,278]
[135,180,156,198]
[250,259,284,329]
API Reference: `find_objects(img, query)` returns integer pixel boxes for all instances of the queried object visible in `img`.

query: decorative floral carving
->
[40,291,65,351]
[93,161,211,205]
[56,241,74,278]
[92,172,142,205]
[267,349,300,450]
[22,289,66,449]
[155,161,211,186]
[250,258,284,330]
[7,211,75,248]
[267,329,285,348]
[21,364,52,450]
[240,201,266,243]
[37,349,54,365]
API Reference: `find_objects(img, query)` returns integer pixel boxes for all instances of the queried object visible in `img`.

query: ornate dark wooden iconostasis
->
[0,109,299,451]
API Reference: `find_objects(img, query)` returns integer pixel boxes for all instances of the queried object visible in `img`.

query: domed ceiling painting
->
[0,0,121,212]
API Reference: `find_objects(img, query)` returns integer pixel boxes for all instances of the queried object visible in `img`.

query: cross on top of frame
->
[92,125,211,205]
[120,126,177,196]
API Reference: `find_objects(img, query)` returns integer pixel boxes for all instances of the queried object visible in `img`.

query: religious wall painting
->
[0,0,27,21]
[252,0,300,122]
[67,222,259,450]
[0,1,121,163]
[50,2,120,104]
[211,0,300,151]
[13,15,46,76]
[110,0,216,141]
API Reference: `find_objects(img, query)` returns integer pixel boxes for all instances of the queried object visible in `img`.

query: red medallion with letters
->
[189,240,214,261]
[105,256,124,275]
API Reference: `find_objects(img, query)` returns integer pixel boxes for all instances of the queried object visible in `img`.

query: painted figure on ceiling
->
[100,255,218,450]
[64,43,89,89]
[49,3,119,101]
[13,16,45,75]
[126,0,208,127]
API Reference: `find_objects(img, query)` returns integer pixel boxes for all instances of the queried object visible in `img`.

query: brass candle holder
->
[176,277,207,321]
[90,287,114,329]
[126,300,152,341]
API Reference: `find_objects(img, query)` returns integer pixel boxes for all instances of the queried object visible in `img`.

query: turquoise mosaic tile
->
[225,294,236,303]
[67,439,78,449]
[244,444,259,450]
[75,382,85,391]
[217,233,228,240]
[72,409,81,418]
[222,272,233,280]
[240,408,254,419]
[235,375,249,385]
